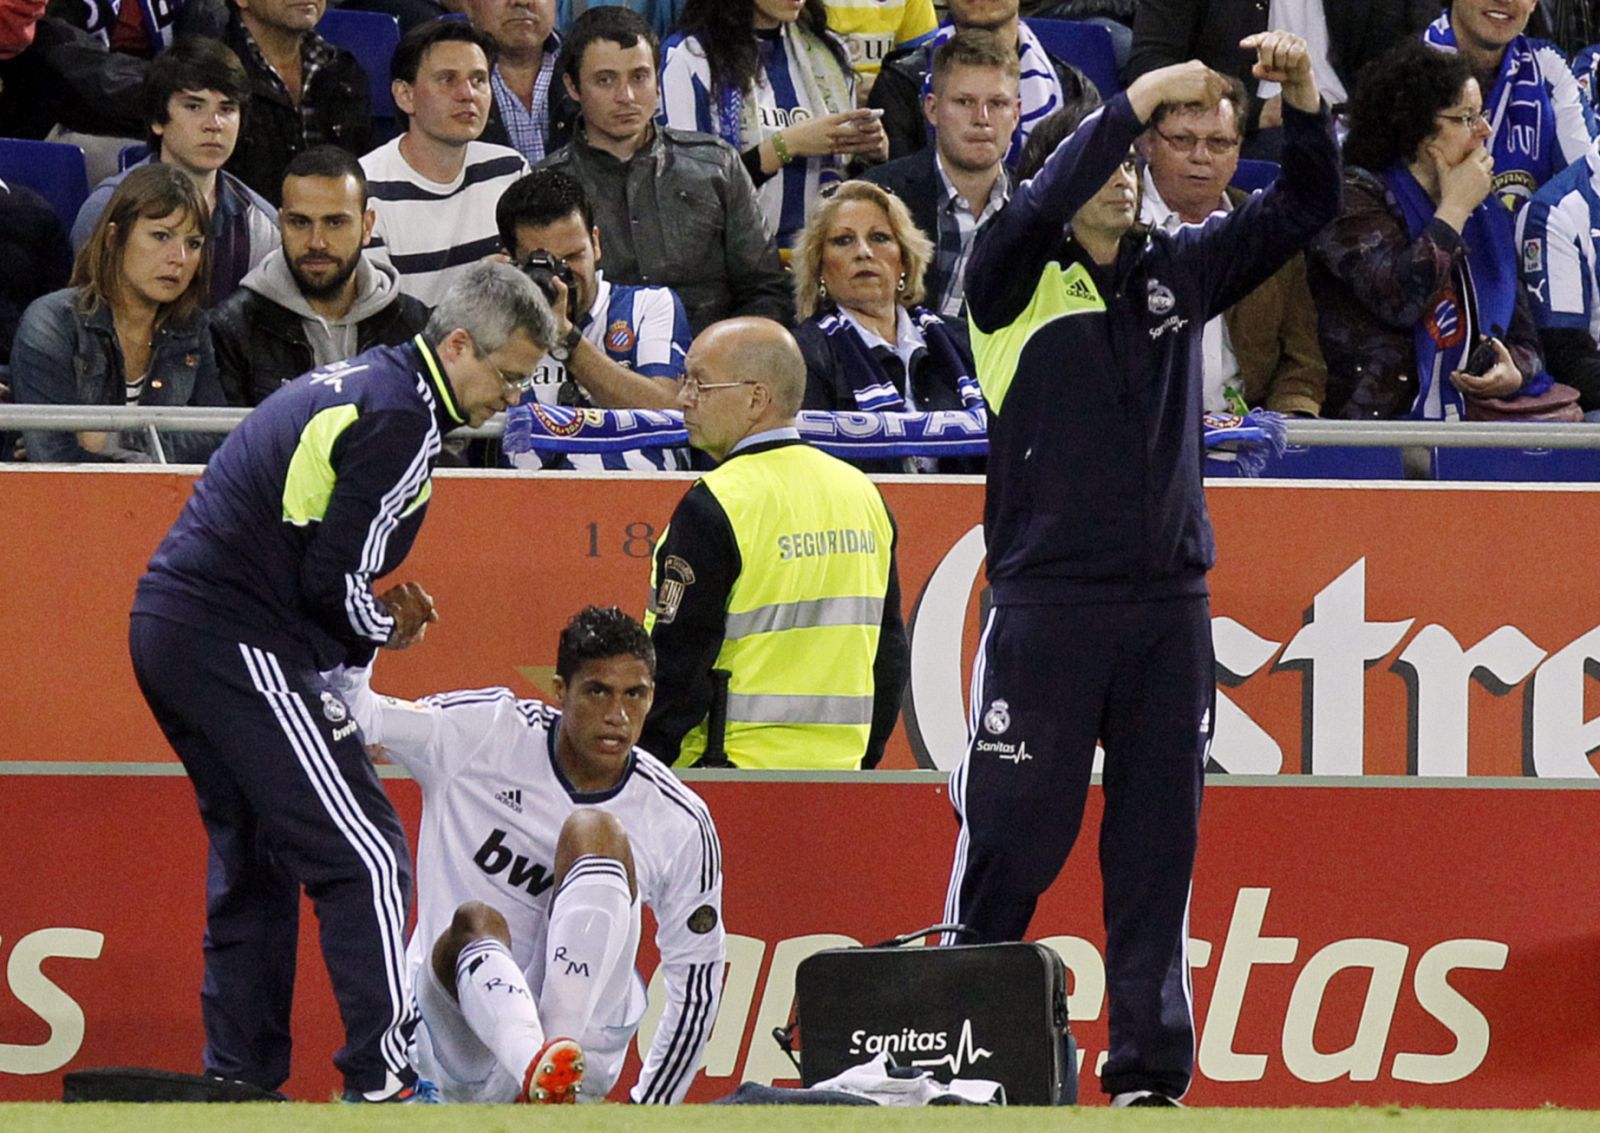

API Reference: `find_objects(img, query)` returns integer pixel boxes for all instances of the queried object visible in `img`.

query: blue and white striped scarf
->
[920,20,1064,168]
[817,305,985,412]
[502,405,1285,467]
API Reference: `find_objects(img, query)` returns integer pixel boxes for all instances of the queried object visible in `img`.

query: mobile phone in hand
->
[1463,339,1499,377]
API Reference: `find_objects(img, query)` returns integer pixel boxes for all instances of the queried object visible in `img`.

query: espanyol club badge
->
[983,699,1011,735]
[1147,279,1175,315]
[321,691,348,724]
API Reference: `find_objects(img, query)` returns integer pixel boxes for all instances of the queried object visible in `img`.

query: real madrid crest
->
[983,698,1011,735]
[1147,279,1175,316]
[321,691,348,724]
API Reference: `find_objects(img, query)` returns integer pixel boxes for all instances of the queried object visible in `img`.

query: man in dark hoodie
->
[211,145,431,406]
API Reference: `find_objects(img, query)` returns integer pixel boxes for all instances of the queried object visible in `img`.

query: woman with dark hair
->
[13,163,226,463]
[1309,38,1547,420]
[659,0,889,252]
[791,180,983,473]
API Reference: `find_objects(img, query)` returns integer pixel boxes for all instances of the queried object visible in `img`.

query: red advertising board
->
[3,470,1599,778]
[1,772,1597,1106]
[2,470,1600,1107]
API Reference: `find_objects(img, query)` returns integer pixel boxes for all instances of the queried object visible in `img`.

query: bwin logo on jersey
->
[982,699,1011,735]
[1147,279,1176,315]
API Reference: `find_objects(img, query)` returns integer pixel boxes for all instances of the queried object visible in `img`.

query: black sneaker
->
[1110,1090,1183,1107]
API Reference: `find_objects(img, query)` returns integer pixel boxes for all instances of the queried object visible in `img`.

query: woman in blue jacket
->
[14,162,225,464]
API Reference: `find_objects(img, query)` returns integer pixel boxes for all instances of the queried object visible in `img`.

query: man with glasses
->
[948,33,1338,1106]
[129,261,556,1103]
[1424,0,1597,212]
[640,317,909,771]
[1137,72,1326,416]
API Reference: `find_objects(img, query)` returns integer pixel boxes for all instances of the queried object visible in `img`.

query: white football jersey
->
[340,674,725,1104]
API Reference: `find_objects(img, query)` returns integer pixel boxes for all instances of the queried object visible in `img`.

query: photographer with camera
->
[497,168,693,470]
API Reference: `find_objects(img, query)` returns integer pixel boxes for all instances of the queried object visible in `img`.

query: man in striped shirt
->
[363,19,531,305]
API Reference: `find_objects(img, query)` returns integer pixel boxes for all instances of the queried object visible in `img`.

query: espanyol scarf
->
[717,23,853,157]
[1381,163,1519,419]
[1423,15,1566,206]
[815,306,985,412]
[920,21,1063,167]
[501,405,1285,467]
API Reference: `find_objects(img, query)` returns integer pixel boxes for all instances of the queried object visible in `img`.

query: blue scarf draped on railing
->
[501,403,1288,470]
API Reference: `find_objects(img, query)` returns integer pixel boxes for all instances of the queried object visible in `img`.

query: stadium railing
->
[4,406,1600,479]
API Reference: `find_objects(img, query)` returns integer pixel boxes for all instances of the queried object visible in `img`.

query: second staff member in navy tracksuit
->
[129,263,556,1101]
[942,33,1340,1107]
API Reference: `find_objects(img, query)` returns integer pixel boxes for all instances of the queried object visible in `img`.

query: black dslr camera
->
[519,250,579,324]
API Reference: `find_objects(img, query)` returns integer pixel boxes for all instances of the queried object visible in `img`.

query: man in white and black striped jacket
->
[333,606,725,1105]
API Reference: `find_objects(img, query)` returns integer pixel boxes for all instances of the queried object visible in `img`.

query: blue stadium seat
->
[318,9,403,131]
[0,138,91,233]
[1206,444,1407,479]
[119,143,149,171]
[1431,446,1600,481]
[1231,158,1279,193]
[1027,18,1121,98]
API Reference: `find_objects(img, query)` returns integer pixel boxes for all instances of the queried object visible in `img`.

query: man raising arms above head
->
[945,31,1339,1106]
[332,606,725,1104]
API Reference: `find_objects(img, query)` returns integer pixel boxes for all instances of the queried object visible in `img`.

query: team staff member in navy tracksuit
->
[942,33,1339,1107]
[128,262,557,1101]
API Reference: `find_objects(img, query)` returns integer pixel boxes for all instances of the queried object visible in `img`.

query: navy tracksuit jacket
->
[130,335,466,1094]
[943,92,1341,1099]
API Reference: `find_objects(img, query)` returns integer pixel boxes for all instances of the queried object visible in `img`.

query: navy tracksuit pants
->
[130,614,416,1094]
[943,597,1213,1100]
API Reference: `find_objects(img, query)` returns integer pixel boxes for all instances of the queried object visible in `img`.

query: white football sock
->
[454,937,546,1080]
[538,855,634,1040]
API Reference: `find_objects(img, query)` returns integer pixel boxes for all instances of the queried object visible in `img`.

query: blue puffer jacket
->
[11,288,226,464]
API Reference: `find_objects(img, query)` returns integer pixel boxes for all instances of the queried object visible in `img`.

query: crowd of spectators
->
[8,0,1600,466]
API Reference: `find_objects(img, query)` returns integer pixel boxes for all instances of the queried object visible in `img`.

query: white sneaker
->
[1111,1089,1183,1107]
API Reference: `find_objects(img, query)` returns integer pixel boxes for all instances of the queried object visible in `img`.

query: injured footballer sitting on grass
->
[327,605,725,1104]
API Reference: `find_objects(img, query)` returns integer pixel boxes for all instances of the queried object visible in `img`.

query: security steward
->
[641,317,909,770]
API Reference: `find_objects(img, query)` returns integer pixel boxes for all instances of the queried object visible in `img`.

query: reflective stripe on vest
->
[676,443,894,771]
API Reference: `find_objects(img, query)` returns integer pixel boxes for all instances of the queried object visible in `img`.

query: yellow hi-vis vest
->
[658,443,896,770]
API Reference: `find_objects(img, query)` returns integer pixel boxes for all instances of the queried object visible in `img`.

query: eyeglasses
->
[680,377,756,402]
[1436,108,1490,129]
[1152,128,1240,155]
[494,365,537,395]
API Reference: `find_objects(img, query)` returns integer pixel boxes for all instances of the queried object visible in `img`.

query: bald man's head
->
[697,317,807,418]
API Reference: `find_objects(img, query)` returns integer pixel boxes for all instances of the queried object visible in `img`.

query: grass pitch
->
[1,1105,1594,1133]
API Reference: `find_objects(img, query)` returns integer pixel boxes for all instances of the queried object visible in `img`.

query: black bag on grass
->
[775,924,1077,1105]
